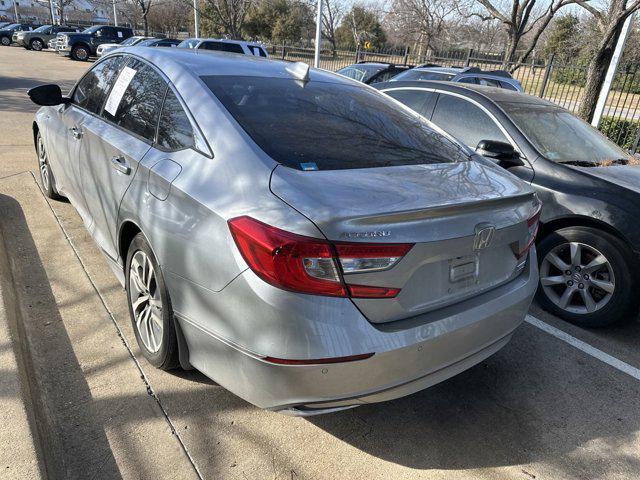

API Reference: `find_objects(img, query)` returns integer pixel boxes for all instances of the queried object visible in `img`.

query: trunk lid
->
[270,162,538,323]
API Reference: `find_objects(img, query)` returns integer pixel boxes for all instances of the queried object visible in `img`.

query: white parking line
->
[526,315,640,381]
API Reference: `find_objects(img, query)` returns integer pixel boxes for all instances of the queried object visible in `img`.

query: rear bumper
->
[176,249,538,413]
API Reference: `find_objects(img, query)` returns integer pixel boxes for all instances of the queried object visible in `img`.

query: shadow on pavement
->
[0,193,122,479]
[307,324,640,478]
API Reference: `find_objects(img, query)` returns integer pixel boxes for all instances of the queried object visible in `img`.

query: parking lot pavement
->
[1,45,640,480]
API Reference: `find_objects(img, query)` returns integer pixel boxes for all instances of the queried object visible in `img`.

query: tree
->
[244,0,314,43]
[466,0,577,69]
[335,4,387,49]
[132,0,155,35]
[541,13,581,62]
[321,0,345,55]
[576,0,640,121]
[386,0,457,53]
[199,0,255,39]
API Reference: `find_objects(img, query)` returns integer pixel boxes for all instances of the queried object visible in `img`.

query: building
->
[0,0,111,25]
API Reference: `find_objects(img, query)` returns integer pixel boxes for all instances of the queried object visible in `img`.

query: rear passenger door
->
[81,58,167,261]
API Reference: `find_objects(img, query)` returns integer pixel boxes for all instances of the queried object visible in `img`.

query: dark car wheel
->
[71,45,89,61]
[125,233,179,370]
[30,38,44,51]
[537,226,638,327]
[1,36,10,46]
[36,131,63,200]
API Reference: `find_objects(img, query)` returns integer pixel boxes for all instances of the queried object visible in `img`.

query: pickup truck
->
[17,24,82,51]
[57,25,133,61]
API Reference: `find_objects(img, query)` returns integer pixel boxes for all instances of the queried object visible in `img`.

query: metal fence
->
[267,43,640,153]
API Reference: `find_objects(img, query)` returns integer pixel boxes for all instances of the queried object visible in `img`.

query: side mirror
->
[27,84,70,106]
[475,139,523,168]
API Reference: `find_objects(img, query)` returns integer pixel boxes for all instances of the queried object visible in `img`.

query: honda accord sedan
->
[28,49,539,414]
[376,80,639,328]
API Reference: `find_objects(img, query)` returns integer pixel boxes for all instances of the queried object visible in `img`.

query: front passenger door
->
[80,58,167,261]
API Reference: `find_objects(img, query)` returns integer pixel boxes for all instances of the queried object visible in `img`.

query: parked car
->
[57,25,134,61]
[391,65,524,91]
[1,23,39,46]
[177,37,269,57]
[18,24,82,51]
[0,21,13,29]
[376,79,640,327]
[97,35,151,56]
[28,48,539,414]
[136,38,181,48]
[336,62,413,84]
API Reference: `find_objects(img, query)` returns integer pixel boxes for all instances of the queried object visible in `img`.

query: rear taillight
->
[516,205,541,260]
[228,216,413,298]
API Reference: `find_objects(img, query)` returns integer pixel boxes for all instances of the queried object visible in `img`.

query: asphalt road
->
[1,45,640,480]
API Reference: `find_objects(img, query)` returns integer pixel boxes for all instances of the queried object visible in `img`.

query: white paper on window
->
[104,66,137,117]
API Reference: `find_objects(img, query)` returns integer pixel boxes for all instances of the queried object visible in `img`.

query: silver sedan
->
[28,48,539,415]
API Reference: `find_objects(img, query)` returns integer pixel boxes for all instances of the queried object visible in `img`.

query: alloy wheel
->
[32,39,43,51]
[1,37,9,46]
[75,47,88,60]
[129,250,163,353]
[37,134,51,193]
[540,242,615,315]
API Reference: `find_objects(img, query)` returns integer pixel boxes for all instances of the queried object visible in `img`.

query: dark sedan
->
[376,80,640,327]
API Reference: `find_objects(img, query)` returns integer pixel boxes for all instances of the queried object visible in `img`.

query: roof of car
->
[377,80,557,106]
[115,47,344,84]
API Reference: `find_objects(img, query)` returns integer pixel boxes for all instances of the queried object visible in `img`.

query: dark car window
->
[477,77,501,88]
[499,81,518,91]
[203,76,468,171]
[157,88,194,151]
[384,89,433,115]
[102,59,167,141]
[72,55,127,114]
[432,94,508,148]
[457,76,478,85]
[248,45,267,57]
[199,41,244,54]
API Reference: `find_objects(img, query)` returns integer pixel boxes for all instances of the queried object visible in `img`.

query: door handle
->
[70,126,83,139]
[110,156,131,175]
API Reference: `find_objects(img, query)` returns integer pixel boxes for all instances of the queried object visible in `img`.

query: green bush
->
[553,68,640,94]
[599,117,640,150]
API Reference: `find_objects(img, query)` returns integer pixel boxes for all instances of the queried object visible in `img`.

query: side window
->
[200,41,244,54]
[157,89,195,151]
[72,55,127,114]
[499,81,518,91]
[102,59,167,141]
[457,76,479,85]
[431,94,508,148]
[385,89,433,116]
[478,77,501,88]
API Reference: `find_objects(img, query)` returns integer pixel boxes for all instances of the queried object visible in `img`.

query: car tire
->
[537,226,638,327]
[125,233,179,370]
[36,131,63,200]
[30,38,43,51]
[1,36,10,46]
[71,45,89,61]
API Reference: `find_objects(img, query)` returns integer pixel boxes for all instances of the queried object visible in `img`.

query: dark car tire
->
[536,226,638,327]
[125,233,179,370]
[30,38,44,51]
[71,44,90,61]
[0,36,10,46]
[36,131,63,200]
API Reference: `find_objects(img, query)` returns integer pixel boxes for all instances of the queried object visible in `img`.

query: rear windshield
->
[337,65,385,83]
[202,76,467,170]
[392,69,455,82]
